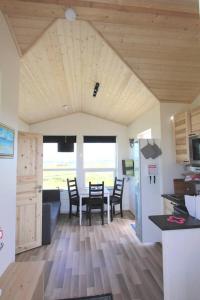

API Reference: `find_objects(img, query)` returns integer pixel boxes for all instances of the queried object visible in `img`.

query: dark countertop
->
[149,215,200,231]
[162,194,185,204]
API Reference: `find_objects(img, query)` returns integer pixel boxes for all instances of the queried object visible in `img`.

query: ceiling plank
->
[0,0,65,19]
[89,20,160,104]
[91,19,200,103]
[7,16,56,54]
[13,0,199,17]
[2,0,200,105]
[19,19,158,125]
[0,0,198,20]
[3,13,23,57]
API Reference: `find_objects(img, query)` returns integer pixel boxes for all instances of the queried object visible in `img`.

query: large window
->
[83,137,116,187]
[43,143,76,189]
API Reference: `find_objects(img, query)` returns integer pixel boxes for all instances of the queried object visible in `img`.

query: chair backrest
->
[67,178,79,200]
[89,182,104,199]
[113,177,124,200]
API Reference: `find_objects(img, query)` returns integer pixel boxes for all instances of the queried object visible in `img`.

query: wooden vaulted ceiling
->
[1,0,200,124]
[19,19,157,125]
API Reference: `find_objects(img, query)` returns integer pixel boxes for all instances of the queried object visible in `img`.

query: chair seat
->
[104,195,120,204]
[87,198,103,208]
[71,197,88,206]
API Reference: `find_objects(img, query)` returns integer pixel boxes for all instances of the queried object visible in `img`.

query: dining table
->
[79,187,111,225]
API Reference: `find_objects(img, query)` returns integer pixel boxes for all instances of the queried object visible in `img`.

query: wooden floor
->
[16,212,163,300]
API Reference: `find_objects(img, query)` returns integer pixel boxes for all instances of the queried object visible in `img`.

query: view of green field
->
[43,170,114,189]
[85,171,114,187]
[43,170,76,189]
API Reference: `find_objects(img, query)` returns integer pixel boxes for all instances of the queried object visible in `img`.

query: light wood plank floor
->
[16,212,163,300]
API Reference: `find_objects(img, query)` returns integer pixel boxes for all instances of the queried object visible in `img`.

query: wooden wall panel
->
[174,111,190,164]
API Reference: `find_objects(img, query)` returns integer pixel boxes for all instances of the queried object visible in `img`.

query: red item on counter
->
[167,216,186,224]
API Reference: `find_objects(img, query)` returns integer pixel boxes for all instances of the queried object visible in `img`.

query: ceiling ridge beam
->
[14,0,199,19]
[88,20,160,104]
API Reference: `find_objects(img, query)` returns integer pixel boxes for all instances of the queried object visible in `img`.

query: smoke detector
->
[64,8,77,21]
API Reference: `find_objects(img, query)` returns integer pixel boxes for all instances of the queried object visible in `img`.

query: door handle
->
[35,185,42,193]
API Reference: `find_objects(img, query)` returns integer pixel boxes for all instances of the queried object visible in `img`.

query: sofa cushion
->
[42,189,60,203]
[42,189,61,245]
[50,202,60,221]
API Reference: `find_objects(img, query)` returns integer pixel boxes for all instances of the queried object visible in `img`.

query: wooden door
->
[16,132,43,254]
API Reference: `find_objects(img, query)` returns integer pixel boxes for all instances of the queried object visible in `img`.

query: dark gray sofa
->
[42,189,61,245]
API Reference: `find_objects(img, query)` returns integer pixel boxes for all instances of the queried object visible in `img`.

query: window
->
[43,143,76,189]
[137,128,152,139]
[83,138,116,187]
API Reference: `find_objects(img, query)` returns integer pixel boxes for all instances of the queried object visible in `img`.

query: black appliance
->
[174,204,188,216]
[189,134,200,166]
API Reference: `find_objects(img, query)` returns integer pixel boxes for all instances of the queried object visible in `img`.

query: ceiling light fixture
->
[93,82,100,97]
[64,8,77,21]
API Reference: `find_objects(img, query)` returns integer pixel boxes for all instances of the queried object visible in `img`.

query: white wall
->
[18,118,29,132]
[30,112,130,209]
[0,12,19,275]
[127,103,161,213]
[128,103,161,139]
[127,102,190,214]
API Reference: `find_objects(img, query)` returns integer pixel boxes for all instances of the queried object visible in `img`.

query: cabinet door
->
[163,198,174,215]
[191,106,200,134]
[174,112,190,164]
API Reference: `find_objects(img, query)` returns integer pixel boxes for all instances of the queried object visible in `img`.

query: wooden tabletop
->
[0,261,45,300]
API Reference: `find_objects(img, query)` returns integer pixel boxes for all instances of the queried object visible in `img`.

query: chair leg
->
[76,205,79,216]
[69,203,72,218]
[113,205,115,215]
[89,206,92,226]
[120,202,123,218]
[101,204,104,225]
[86,205,89,219]
[110,203,113,222]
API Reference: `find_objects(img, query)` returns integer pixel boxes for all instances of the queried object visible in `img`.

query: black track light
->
[93,82,100,97]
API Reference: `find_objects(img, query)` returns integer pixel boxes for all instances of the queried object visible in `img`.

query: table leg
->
[80,195,82,226]
[107,194,110,224]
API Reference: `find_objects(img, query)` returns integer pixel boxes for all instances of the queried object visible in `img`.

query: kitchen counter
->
[149,214,200,231]
[149,213,200,300]
[161,193,184,204]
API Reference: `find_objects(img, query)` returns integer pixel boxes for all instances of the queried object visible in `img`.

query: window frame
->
[83,141,117,188]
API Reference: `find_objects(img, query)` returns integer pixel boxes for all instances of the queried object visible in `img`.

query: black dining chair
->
[87,182,104,226]
[67,178,87,218]
[104,177,124,221]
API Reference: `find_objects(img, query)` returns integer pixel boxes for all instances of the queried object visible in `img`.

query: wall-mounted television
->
[122,159,134,176]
